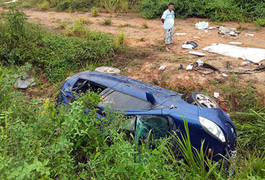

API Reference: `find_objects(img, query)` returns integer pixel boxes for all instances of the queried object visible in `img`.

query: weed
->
[141,21,149,28]
[79,18,93,24]
[58,21,69,29]
[117,28,125,45]
[102,18,112,25]
[156,44,166,52]
[237,23,248,30]
[91,7,99,17]
[37,1,50,11]
[139,37,145,41]
[209,79,220,85]
[221,73,263,111]
[63,18,87,37]
[168,55,188,62]
[119,23,131,28]
[101,0,129,13]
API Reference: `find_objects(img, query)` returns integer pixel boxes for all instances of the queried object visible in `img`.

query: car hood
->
[198,108,234,127]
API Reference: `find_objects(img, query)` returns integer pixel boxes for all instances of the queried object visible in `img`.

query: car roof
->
[75,70,184,106]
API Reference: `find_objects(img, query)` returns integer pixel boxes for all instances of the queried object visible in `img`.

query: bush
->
[55,0,96,11]
[91,7,99,17]
[139,0,265,22]
[139,0,168,19]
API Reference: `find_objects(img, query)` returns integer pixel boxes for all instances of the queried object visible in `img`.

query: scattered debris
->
[95,66,121,74]
[175,33,187,36]
[182,41,198,49]
[158,65,167,71]
[188,51,206,57]
[193,61,219,74]
[194,59,204,67]
[208,27,214,30]
[186,63,193,70]
[245,33,254,37]
[195,21,209,30]
[229,42,243,45]
[203,43,265,63]
[241,61,250,66]
[205,30,208,33]
[222,73,229,77]
[151,64,157,69]
[214,92,219,99]
[227,61,230,69]
[217,26,240,37]
[179,64,183,69]
[4,0,18,4]
[182,44,194,49]
[14,76,36,89]
[220,66,265,74]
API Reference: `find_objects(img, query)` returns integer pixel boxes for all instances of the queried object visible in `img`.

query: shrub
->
[37,1,50,11]
[102,18,112,25]
[141,21,148,28]
[100,0,129,13]
[139,0,265,22]
[55,0,95,12]
[91,7,99,17]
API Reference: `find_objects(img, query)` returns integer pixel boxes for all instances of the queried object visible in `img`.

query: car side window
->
[135,115,175,141]
[99,91,152,110]
[72,79,107,94]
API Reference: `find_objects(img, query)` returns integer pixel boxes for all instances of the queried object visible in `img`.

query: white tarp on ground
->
[5,0,18,4]
[203,43,265,63]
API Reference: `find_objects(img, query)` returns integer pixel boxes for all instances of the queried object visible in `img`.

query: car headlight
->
[199,116,226,143]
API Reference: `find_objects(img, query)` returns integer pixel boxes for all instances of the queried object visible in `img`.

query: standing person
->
[161,2,175,51]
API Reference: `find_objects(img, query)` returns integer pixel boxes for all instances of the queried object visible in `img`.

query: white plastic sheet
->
[195,21,209,30]
[203,43,265,63]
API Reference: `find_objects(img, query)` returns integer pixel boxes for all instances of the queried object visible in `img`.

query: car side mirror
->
[146,91,157,105]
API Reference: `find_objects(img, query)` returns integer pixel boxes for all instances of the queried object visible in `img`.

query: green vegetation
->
[102,18,112,25]
[141,21,149,28]
[91,7,99,17]
[139,0,265,25]
[0,8,117,82]
[119,23,131,28]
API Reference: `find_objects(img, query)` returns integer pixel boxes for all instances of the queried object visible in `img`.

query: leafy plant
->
[117,28,125,44]
[141,21,149,28]
[119,23,131,27]
[102,18,112,25]
[100,0,129,13]
[91,7,99,17]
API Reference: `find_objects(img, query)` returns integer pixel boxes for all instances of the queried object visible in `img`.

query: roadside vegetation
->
[0,6,265,180]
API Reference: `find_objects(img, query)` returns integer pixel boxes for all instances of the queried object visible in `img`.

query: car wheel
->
[187,91,219,108]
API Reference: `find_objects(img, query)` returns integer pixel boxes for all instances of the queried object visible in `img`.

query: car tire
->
[187,91,219,108]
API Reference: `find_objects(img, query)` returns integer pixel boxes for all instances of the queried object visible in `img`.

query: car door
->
[134,115,176,142]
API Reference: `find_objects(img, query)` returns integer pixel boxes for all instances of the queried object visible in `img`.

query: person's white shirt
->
[161,9,175,29]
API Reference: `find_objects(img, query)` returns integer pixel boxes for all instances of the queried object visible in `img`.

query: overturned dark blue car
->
[57,70,237,162]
